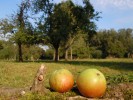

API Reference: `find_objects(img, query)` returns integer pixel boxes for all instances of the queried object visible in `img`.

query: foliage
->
[33,0,99,61]
[91,48,102,58]
[22,45,44,61]
[72,34,90,59]
[0,19,14,35]
[0,41,44,61]
[42,48,54,59]
[0,0,35,62]
[0,41,16,60]
[0,0,133,61]
[0,41,3,50]
[90,28,133,58]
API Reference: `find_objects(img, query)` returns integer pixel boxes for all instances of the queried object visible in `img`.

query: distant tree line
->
[0,0,133,61]
[44,28,133,59]
[89,28,133,58]
[0,28,133,61]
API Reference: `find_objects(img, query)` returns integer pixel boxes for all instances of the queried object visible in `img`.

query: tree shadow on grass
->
[41,60,133,72]
[23,59,133,72]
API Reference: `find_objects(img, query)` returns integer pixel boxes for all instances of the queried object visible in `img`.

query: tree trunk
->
[65,49,68,60]
[31,64,49,93]
[18,43,23,62]
[55,47,59,62]
[53,51,55,61]
[70,47,73,60]
[64,36,76,60]
[0,64,50,96]
[58,54,59,61]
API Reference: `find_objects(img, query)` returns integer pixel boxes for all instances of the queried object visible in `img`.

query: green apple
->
[76,69,106,98]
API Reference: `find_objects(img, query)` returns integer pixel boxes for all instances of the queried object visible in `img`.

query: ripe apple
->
[76,69,106,98]
[49,69,74,93]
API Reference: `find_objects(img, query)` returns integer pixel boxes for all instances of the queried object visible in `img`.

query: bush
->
[40,49,54,60]
[91,50,102,58]
[0,42,16,60]
[23,45,44,61]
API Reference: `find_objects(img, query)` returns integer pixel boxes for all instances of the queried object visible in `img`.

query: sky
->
[0,0,133,30]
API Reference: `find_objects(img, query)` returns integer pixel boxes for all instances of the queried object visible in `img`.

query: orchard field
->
[0,58,133,100]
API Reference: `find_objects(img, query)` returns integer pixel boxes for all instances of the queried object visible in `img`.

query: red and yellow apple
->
[49,69,74,93]
[76,69,106,98]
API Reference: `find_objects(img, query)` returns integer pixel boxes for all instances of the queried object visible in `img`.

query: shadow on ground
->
[38,60,133,71]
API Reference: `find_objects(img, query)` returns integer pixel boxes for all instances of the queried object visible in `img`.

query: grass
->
[0,58,133,99]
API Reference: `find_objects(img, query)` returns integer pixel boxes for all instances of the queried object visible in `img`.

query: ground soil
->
[0,83,132,100]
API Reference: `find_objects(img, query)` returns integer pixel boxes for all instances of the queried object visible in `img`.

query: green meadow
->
[0,58,133,99]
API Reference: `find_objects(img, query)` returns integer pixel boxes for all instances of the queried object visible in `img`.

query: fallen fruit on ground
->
[49,69,74,93]
[76,69,106,98]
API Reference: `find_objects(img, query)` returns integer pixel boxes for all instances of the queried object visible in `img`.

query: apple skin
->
[49,69,74,93]
[76,69,106,98]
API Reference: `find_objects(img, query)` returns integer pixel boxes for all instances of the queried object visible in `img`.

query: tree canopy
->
[90,28,133,58]
[33,0,99,61]
[0,0,35,62]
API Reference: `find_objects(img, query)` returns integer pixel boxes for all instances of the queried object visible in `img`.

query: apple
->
[76,69,106,98]
[49,69,74,93]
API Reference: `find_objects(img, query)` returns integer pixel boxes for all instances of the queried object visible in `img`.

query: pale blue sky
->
[0,0,133,30]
